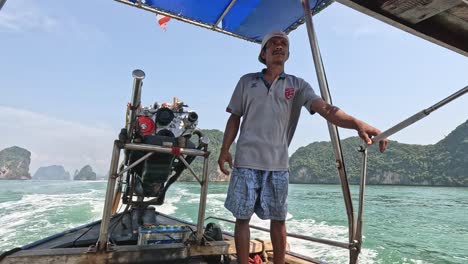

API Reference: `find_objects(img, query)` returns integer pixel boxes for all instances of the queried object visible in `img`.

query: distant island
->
[0,146,31,180]
[1,120,466,186]
[74,165,97,181]
[0,151,100,182]
[34,165,70,180]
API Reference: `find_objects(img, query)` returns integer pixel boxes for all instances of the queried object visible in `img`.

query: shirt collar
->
[258,69,287,80]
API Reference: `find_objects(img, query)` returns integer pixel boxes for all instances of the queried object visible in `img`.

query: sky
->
[0,0,467,175]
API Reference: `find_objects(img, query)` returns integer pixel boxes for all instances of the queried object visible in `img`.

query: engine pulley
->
[138,116,155,135]
[155,107,174,126]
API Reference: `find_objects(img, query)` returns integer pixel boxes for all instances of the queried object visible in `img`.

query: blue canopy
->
[120,0,332,43]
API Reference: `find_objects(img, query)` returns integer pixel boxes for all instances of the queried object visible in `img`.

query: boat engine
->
[107,70,210,246]
[119,97,204,205]
[115,70,208,208]
[128,99,199,197]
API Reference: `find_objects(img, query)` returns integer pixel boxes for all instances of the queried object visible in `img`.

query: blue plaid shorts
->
[224,167,289,221]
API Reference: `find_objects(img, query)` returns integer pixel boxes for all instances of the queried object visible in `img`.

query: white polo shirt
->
[227,70,321,171]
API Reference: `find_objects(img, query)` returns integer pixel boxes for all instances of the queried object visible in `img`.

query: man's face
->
[261,36,289,65]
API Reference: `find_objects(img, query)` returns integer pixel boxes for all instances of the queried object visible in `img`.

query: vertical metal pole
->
[127,70,145,138]
[97,140,121,250]
[196,147,210,244]
[301,0,357,253]
[351,147,368,263]
[0,0,7,11]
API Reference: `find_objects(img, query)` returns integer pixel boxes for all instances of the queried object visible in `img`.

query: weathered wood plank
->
[3,240,277,264]
[450,3,468,22]
[381,0,460,24]
[189,239,273,256]
[267,251,321,264]
[3,244,189,264]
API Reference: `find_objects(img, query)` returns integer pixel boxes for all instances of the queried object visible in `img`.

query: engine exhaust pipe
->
[127,69,145,138]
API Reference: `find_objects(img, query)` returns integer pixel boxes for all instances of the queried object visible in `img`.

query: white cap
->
[258,31,289,64]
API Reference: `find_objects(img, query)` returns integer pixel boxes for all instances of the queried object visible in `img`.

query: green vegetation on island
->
[289,120,467,186]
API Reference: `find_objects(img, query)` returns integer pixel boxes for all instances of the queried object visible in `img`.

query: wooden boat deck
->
[0,212,322,264]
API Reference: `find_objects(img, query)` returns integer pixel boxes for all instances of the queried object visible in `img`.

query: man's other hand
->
[218,151,233,175]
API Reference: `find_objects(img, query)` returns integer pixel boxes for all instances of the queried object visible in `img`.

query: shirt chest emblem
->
[285,87,295,100]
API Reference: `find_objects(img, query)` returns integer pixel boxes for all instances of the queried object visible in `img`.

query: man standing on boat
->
[218,31,388,264]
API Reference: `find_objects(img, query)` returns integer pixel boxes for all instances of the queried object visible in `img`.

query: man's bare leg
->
[271,220,286,264]
[235,218,251,264]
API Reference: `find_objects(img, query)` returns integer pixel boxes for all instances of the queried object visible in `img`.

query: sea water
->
[0,180,466,264]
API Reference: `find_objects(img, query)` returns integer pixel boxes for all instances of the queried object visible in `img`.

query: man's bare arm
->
[218,114,241,174]
[310,99,388,152]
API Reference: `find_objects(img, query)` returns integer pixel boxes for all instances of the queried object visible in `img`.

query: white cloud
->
[0,0,60,33]
[0,0,107,43]
[0,106,117,175]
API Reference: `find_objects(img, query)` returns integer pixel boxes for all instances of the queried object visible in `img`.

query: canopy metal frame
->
[301,1,361,262]
[367,86,468,146]
[0,0,6,11]
[301,2,468,262]
[114,0,333,44]
[115,0,258,43]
